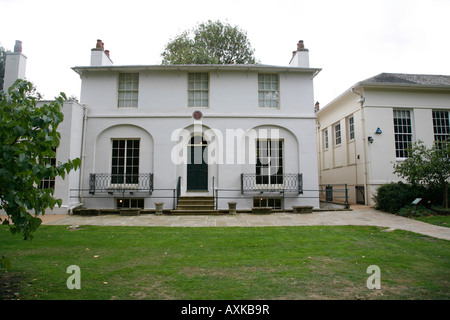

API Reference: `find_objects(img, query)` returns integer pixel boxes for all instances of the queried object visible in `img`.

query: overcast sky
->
[1,0,449,107]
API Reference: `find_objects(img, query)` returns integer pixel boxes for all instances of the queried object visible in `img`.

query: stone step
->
[177,204,215,211]
[175,196,216,213]
[170,209,221,215]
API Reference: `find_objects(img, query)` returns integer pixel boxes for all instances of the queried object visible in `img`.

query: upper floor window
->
[348,115,355,141]
[432,110,449,144]
[118,73,139,108]
[334,122,342,146]
[393,109,413,158]
[188,73,209,107]
[258,74,279,109]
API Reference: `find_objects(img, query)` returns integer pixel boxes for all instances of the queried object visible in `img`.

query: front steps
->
[171,196,219,215]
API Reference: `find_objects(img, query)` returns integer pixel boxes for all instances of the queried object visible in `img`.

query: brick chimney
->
[90,39,113,66]
[3,40,27,90]
[289,40,310,68]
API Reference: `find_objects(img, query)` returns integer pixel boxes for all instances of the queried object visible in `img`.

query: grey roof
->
[72,64,321,77]
[359,73,450,88]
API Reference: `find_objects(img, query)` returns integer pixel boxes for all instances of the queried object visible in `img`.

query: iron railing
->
[89,173,153,195]
[240,173,303,194]
[319,184,349,204]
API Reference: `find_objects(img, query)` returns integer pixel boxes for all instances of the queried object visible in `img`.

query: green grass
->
[412,215,450,228]
[1,225,449,300]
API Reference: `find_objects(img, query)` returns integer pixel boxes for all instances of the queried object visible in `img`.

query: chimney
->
[3,40,27,90]
[90,39,113,66]
[289,40,310,68]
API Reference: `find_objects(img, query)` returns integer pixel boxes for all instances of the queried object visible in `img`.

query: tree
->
[161,20,258,65]
[393,140,450,208]
[0,79,81,240]
[0,46,9,90]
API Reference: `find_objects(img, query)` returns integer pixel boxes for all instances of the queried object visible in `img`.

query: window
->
[258,74,279,108]
[348,115,355,141]
[188,73,209,107]
[118,73,139,108]
[111,139,140,184]
[116,198,144,209]
[256,140,283,186]
[334,123,341,146]
[393,110,413,158]
[253,197,282,209]
[40,157,56,190]
[323,129,329,150]
[432,110,450,144]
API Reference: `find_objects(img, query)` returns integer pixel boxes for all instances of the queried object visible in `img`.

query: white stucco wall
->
[78,66,320,210]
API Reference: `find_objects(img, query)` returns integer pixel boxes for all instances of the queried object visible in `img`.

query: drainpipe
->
[78,105,88,207]
[351,87,368,205]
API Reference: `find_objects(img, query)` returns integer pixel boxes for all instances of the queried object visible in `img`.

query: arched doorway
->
[187,135,208,191]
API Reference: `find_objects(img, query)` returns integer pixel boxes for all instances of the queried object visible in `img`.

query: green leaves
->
[394,140,450,208]
[161,20,258,65]
[0,79,81,240]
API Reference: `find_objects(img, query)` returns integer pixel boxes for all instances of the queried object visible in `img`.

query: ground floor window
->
[253,197,282,209]
[112,139,140,184]
[432,110,449,144]
[40,157,56,190]
[393,109,413,158]
[256,139,284,186]
[116,198,144,209]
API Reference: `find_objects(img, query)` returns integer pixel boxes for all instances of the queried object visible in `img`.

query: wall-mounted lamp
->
[375,127,382,134]
[368,136,374,144]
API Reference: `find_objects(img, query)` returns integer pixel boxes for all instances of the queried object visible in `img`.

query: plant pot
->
[155,202,164,215]
[292,206,314,214]
[228,202,237,215]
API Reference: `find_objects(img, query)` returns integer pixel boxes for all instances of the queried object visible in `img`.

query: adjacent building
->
[316,73,450,205]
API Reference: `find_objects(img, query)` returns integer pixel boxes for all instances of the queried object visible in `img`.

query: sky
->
[1,0,449,107]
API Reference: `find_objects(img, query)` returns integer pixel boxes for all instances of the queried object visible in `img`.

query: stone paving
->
[40,205,450,241]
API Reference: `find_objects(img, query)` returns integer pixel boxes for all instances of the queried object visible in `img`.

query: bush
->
[397,204,434,218]
[374,182,442,214]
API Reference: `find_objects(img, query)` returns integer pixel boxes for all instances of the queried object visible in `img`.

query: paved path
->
[41,206,450,241]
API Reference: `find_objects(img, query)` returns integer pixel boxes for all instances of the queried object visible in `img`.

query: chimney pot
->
[105,50,110,58]
[14,40,22,53]
[96,39,103,49]
[297,40,305,51]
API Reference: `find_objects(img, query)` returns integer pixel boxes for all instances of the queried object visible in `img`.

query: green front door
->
[187,138,208,191]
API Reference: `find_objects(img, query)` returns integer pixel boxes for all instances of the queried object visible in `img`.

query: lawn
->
[0,225,449,300]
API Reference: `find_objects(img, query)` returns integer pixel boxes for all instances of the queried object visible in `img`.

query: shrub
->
[374,182,442,214]
[397,204,434,218]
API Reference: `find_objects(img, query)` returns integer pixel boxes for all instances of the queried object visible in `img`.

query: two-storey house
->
[71,40,321,212]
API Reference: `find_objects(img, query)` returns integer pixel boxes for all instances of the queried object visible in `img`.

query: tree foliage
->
[0,80,81,240]
[393,140,450,208]
[161,20,258,65]
[0,46,8,91]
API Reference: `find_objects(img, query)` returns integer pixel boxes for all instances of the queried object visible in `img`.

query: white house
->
[69,40,322,212]
[316,73,450,205]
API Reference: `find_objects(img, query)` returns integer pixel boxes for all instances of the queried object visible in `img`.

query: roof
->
[317,72,450,114]
[359,73,450,88]
[72,64,321,77]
